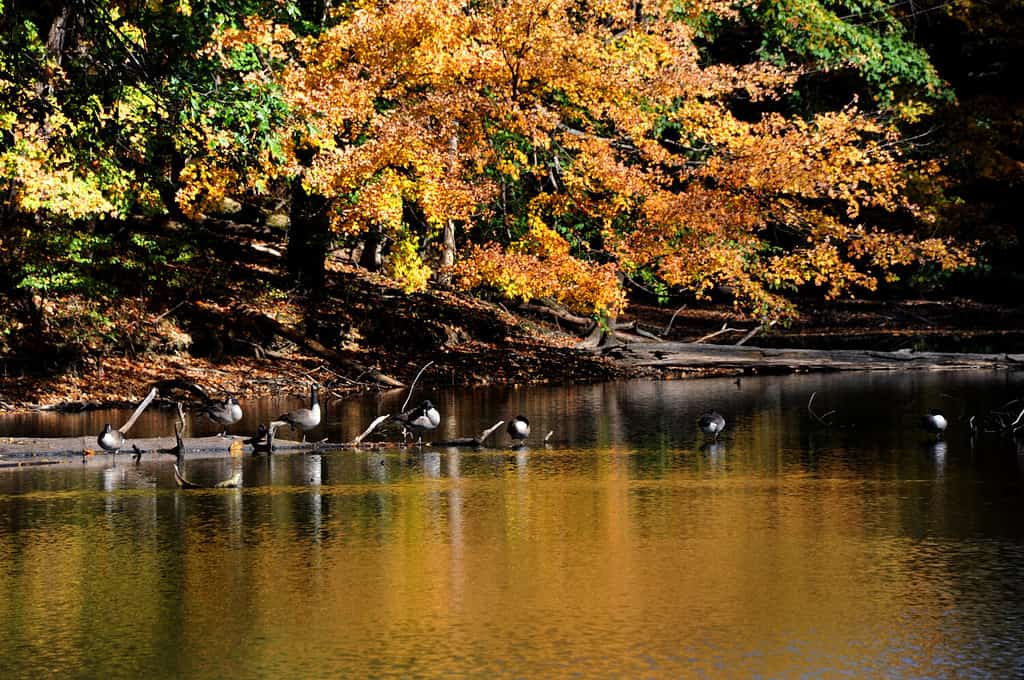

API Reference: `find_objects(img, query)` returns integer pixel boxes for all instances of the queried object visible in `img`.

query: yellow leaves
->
[385,235,432,293]
[1,120,122,221]
[334,168,409,236]
[848,230,975,272]
[519,217,570,257]
[176,160,240,220]
[191,0,973,322]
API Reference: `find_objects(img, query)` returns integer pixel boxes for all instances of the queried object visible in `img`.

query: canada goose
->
[202,396,243,437]
[698,410,726,441]
[97,423,125,454]
[275,385,321,442]
[245,424,274,454]
[394,399,440,442]
[507,415,530,442]
[922,408,948,439]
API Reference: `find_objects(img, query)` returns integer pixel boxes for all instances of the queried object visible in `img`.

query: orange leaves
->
[203,17,296,67]
[229,0,972,321]
[456,221,626,317]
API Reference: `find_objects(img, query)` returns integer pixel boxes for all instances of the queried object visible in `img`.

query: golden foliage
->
[205,0,973,316]
[456,219,627,316]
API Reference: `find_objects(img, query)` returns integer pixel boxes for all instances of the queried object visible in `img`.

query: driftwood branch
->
[694,322,744,344]
[520,302,596,332]
[1011,408,1024,430]
[663,305,687,337]
[807,392,836,426]
[598,341,1024,372]
[735,320,777,346]
[352,415,390,445]
[118,387,158,435]
[401,361,435,413]
[434,420,505,448]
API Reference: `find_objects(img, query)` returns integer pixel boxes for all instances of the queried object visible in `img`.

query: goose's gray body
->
[276,386,321,442]
[203,396,243,436]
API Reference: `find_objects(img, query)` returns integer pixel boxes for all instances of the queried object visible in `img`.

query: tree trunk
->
[45,3,74,64]
[34,2,76,121]
[437,135,459,285]
[359,230,383,272]
[438,218,456,285]
[288,175,329,296]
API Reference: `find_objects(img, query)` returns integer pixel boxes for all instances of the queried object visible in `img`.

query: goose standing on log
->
[394,400,440,443]
[202,396,243,437]
[698,410,726,442]
[507,415,530,444]
[274,385,321,442]
[97,423,125,454]
[922,408,947,439]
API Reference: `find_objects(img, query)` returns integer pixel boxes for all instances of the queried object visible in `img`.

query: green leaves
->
[750,0,951,109]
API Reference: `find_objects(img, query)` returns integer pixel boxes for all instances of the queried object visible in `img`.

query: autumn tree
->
[188,0,973,324]
[0,1,298,355]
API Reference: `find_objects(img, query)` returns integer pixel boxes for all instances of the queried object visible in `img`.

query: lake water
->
[2,371,1024,678]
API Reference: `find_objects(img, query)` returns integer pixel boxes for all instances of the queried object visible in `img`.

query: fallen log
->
[599,341,1024,372]
[0,434,316,460]
[0,427,515,461]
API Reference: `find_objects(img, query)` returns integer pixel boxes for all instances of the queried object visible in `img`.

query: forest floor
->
[1,219,1023,412]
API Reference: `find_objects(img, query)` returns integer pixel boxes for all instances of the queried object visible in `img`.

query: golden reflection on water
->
[2,372,1024,677]
[0,457,1017,678]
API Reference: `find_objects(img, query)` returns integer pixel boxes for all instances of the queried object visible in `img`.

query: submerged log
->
[599,341,1024,372]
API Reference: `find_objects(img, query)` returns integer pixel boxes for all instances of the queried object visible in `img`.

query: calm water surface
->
[2,371,1024,678]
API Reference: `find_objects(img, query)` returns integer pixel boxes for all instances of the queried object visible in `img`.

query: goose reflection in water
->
[516,448,529,477]
[304,454,322,486]
[928,440,947,477]
[422,451,442,479]
[366,452,389,483]
[700,441,724,456]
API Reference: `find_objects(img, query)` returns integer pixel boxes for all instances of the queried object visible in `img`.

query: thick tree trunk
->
[45,3,74,63]
[288,175,329,296]
[438,218,456,284]
[33,2,76,123]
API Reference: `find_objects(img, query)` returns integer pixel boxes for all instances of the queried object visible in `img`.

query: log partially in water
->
[599,341,1024,372]
[0,435,316,461]
[0,431,503,461]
